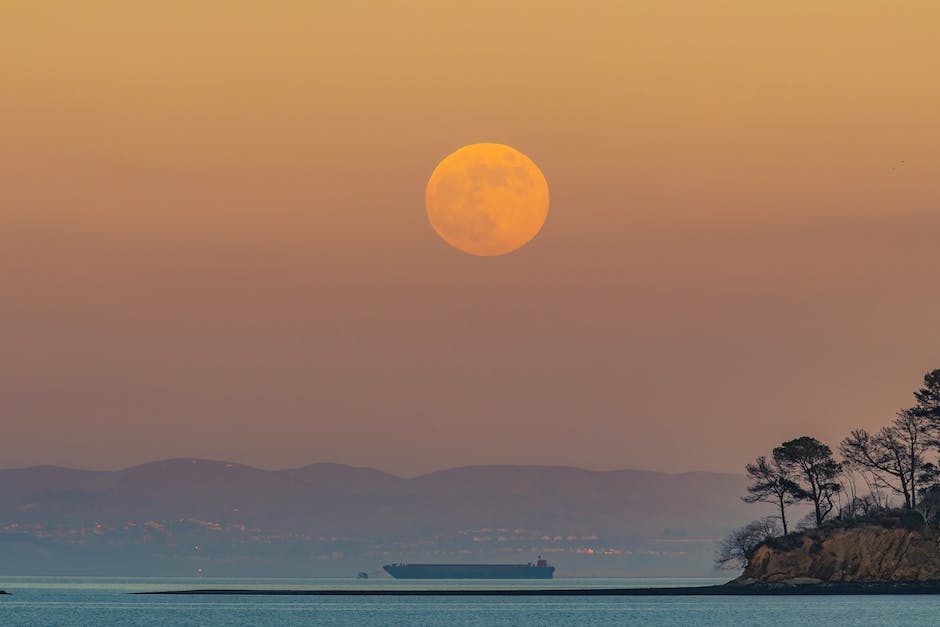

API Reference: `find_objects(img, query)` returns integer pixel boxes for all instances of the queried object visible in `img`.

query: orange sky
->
[2,1,939,474]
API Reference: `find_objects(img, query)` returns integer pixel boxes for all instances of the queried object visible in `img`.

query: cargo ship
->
[383,557,554,579]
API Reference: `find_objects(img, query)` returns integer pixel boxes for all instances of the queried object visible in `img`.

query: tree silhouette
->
[715,518,779,570]
[743,456,798,535]
[774,436,842,527]
[841,410,930,510]
[912,369,940,434]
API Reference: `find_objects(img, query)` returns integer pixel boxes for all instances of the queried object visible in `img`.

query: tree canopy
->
[773,436,842,527]
[913,369,940,425]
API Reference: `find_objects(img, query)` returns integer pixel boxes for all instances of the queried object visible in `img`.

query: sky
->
[2,1,939,475]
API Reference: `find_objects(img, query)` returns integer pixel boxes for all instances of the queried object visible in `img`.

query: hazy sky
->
[2,1,939,475]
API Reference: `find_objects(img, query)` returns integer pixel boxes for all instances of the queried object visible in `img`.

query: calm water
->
[2,576,939,626]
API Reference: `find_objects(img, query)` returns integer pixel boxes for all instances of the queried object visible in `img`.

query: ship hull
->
[383,564,554,579]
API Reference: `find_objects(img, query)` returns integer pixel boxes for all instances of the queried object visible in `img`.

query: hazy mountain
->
[0,459,770,577]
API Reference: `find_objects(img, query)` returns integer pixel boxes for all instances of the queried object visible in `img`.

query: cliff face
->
[737,524,940,583]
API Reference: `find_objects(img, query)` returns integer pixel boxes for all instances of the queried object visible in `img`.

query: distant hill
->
[0,459,767,577]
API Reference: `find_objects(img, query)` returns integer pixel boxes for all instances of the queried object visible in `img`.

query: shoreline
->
[139,582,940,596]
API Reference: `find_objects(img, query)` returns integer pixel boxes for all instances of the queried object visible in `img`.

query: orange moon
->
[426,143,549,256]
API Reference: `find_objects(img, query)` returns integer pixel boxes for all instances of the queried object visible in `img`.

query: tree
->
[840,410,931,510]
[915,483,940,527]
[911,369,940,446]
[743,456,797,535]
[774,436,842,527]
[912,369,940,421]
[714,518,779,570]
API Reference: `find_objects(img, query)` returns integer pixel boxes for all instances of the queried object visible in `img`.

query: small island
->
[716,368,940,591]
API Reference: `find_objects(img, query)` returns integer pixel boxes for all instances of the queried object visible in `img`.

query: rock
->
[738,523,940,583]
[782,577,823,585]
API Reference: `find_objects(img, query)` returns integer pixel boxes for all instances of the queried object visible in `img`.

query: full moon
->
[426,143,549,256]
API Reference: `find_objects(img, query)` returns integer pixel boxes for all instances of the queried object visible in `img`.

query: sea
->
[2,576,939,626]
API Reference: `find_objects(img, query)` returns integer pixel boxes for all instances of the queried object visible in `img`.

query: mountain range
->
[0,459,767,577]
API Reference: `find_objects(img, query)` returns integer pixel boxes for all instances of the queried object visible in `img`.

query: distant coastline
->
[140,581,940,596]
[0,460,751,578]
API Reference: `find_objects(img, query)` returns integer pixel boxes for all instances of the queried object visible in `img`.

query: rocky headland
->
[735,513,940,586]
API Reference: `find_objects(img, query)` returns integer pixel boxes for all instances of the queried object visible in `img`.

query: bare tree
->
[915,484,940,529]
[895,410,933,509]
[715,518,779,570]
[858,467,892,510]
[838,467,860,520]
[840,411,930,510]
[743,456,797,535]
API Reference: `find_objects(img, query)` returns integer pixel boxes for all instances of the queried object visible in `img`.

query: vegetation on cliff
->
[717,368,940,580]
